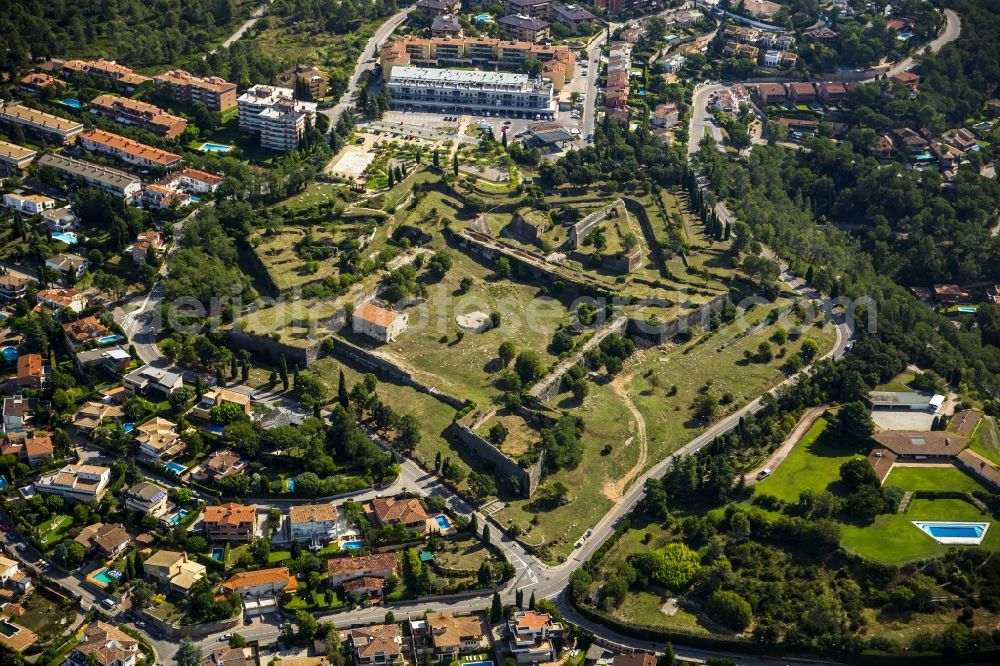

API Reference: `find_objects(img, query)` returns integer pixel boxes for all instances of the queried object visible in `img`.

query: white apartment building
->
[387,67,555,116]
[237,85,317,151]
[288,504,343,547]
[36,463,111,503]
[4,193,55,216]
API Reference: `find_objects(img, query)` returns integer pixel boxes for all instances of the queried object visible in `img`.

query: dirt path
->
[603,370,649,502]
[744,405,827,484]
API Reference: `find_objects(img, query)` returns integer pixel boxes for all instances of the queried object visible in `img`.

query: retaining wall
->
[625,293,731,345]
[569,199,624,249]
[447,421,544,498]
[531,317,629,404]
[227,327,322,368]
[139,608,241,639]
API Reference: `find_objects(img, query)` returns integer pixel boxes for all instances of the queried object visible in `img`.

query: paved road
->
[320,7,414,128]
[887,9,960,76]
[219,0,277,51]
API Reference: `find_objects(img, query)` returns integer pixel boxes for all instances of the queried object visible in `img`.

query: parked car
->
[221,633,232,642]
[757,468,772,480]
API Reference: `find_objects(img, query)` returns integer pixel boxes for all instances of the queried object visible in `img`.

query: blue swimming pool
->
[210,548,224,561]
[164,461,186,475]
[957,307,978,313]
[0,476,8,490]
[467,661,493,666]
[190,195,201,202]
[0,312,8,320]
[52,231,78,245]
[1,348,16,362]
[342,540,364,550]
[93,568,121,585]
[287,477,295,492]
[914,521,990,545]
[167,509,190,525]
[97,334,123,344]
[199,142,233,153]
[206,425,224,435]
[122,423,134,433]
[61,99,82,109]
[474,13,491,21]
[434,515,452,530]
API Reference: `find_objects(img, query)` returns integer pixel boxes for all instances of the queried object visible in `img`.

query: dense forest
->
[0,0,250,73]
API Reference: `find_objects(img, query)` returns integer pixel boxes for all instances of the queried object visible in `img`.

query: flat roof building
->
[0,140,36,172]
[0,102,83,144]
[37,463,111,503]
[381,37,575,82]
[388,66,555,116]
[37,153,141,198]
[61,59,151,91]
[237,85,318,152]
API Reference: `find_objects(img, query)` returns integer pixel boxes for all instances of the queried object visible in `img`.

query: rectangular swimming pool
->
[61,99,82,109]
[199,142,233,153]
[914,521,990,545]
[164,462,186,474]
[0,619,19,637]
[434,515,452,530]
[211,548,224,561]
[93,568,120,585]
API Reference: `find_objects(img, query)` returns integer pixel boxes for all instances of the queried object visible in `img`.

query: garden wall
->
[569,199,624,249]
[227,327,321,368]
[138,608,241,638]
[447,420,544,498]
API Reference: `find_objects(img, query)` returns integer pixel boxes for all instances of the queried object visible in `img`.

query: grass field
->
[884,465,987,493]
[753,418,862,502]
[875,371,916,393]
[274,183,347,213]
[37,515,74,548]
[250,227,341,292]
[434,537,491,572]
[969,416,1000,466]
[841,497,1000,564]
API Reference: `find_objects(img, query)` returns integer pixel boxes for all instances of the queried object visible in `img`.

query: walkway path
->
[744,405,826,484]
[605,368,648,502]
[218,0,276,50]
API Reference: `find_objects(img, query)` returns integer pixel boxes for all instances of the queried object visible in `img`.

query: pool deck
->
[913,520,991,545]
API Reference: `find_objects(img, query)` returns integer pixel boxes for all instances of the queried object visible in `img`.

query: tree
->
[498,342,516,367]
[338,370,349,408]
[706,590,752,631]
[131,580,155,608]
[495,257,512,278]
[490,590,503,622]
[514,351,546,384]
[296,609,319,639]
[453,153,459,177]
[428,251,453,275]
[693,393,719,421]
[488,422,509,446]
[833,401,874,442]
[396,414,421,451]
[467,472,497,500]
[659,643,676,666]
[482,524,491,544]
[528,590,536,610]
[174,639,203,666]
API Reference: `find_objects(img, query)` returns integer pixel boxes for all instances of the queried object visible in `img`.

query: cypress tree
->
[433,149,440,168]
[452,153,459,177]
[490,591,503,622]
[434,451,442,472]
[515,588,523,608]
[230,356,238,378]
[338,370,349,408]
[528,590,536,610]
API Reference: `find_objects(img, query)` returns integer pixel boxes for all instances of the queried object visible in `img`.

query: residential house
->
[507,610,563,664]
[205,646,255,666]
[74,346,131,375]
[220,567,298,614]
[724,25,761,43]
[289,504,342,547]
[431,15,465,38]
[236,85,318,152]
[611,653,656,666]
[549,4,598,31]
[743,0,780,19]
[194,388,252,420]
[156,168,224,195]
[123,481,169,517]
[196,448,246,482]
[65,622,140,666]
[661,54,685,73]
[276,65,331,100]
[353,302,409,343]
[817,82,847,104]
[803,27,838,44]
[203,503,258,542]
[418,611,488,663]
[122,365,183,398]
[154,70,238,112]
[72,401,125,435]
[62,316,110,350]
[722,42,758,60]
[497,15,552,43]
[2,397,43,432]
[371,497,429,532]
[788,82,816,103]
[650,103,679,128]
[41,207,79,232]
[13,354,45,390]
[415,0,463,16]
[950,128,977,152]
[135,417,184,460]
[870,134,894,159]
[505,0,555,18]
[139,184,191,210]
[78,129,183,170]
[143,550,207,594]
[347,625,404,666]
[33,287,82,316]
[60,59,151,92]
[131,231,164,265]
[3,193,55,216]
[755,83,787,104]
[19,72,63,95]
[344,577,390,599]
[931,283,969,305]
[0,274,32,301]
[36,463,111,503]
[45,254,89,280]
[75,522,131,558]
[1,431,54,467]
[890,71,920,93]
[327,553,399,588]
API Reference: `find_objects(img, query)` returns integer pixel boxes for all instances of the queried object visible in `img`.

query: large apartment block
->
[387,67,555,116]
[89,94,188,138]
[37,153,141,198]
[381,37,575,81]
[61,59,151,92]
[154,70,239,112]
[0,102,83,144]
[78,128,183,169]
[237,85,318,151]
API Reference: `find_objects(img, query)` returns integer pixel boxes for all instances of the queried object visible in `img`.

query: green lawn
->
[36,515,74,548]
[884,465,986,493]
[841,498,1000,564]
[875,371,916,393]
[754,418,864,502]
[970,416,1000,466]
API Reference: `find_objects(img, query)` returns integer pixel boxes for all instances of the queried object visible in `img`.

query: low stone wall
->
[626,293,731,345]
[227,327,321,368]
[569,198,624,249]
[328,337,467,410]
[447,421,544,498]
[139,608,241,639]
[531,317,629,404]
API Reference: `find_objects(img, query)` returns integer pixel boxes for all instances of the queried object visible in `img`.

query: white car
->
[221,633,232,642]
